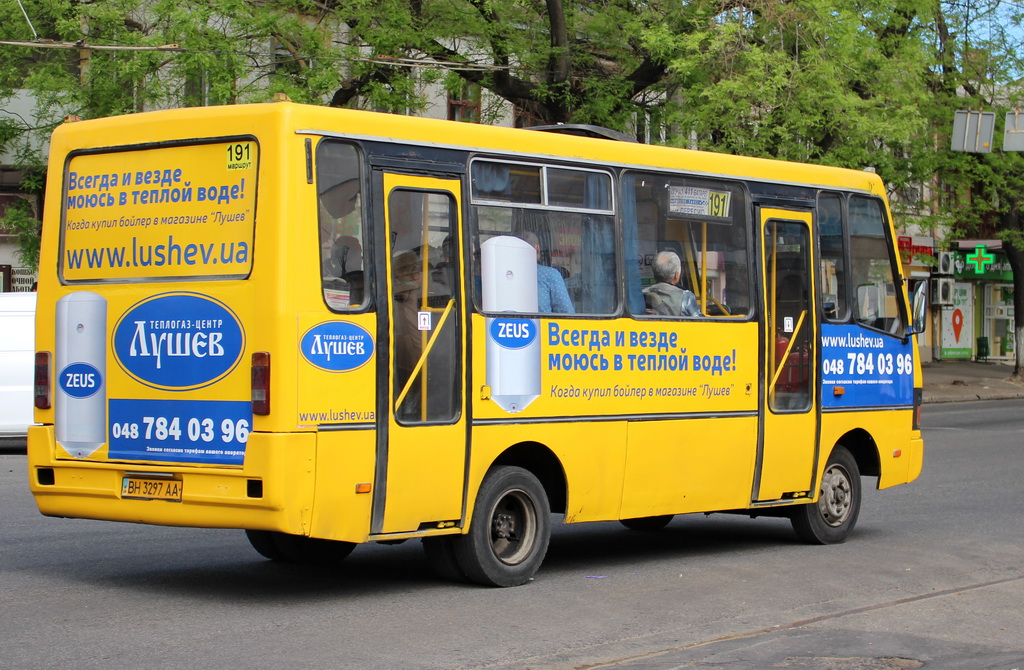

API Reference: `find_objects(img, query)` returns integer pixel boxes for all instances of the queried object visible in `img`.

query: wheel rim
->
[488,488,537,566]
[817,463,853,527]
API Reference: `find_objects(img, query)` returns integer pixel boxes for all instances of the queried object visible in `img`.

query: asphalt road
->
[1,401,1022,669]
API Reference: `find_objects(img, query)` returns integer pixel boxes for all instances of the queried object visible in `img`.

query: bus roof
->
[52,101,887,197]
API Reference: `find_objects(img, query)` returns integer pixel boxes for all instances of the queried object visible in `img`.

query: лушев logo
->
[112,292,244,390]
[301,321,374,372]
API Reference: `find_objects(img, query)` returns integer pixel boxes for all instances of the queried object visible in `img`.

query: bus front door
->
[374,174,467,535]
[756,208,820,502]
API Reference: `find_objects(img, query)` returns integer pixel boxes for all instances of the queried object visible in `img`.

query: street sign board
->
[951,110,995,152]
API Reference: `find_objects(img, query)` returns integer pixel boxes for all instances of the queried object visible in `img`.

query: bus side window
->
[849,196,902,335]
[316,140,368,311]
[817,193,848,322]
[624,172,751,318]
[469,160,616,315]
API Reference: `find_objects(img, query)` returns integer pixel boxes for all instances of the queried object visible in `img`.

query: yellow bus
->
[28,101,926,586]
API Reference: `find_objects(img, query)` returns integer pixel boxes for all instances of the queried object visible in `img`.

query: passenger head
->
[652,251,682,284]
[522,231,541,259]
[393,251,422,289]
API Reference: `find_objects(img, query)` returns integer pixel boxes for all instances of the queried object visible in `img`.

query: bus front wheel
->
[454,466,551,587]
[790,445,861,544]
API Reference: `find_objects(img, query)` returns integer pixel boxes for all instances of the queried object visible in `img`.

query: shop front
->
[933,241,1014,361]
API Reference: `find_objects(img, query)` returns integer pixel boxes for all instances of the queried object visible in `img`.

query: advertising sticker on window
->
[61,140,258,282]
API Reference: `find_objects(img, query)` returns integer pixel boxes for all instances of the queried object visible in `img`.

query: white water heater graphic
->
[483,236,540,413]
[55,292,107,458]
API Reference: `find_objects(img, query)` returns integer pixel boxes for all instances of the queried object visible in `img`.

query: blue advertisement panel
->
[300,321,374,372]
[821,324,914,408]
[108,398,252,465]
[111,292,245,391]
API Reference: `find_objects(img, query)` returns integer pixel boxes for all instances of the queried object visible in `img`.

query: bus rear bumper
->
[26,425,315,534]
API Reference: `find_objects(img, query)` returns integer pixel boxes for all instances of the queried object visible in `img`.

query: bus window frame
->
[845,193,909,340]
[385,186,464,427]
[467,155,620,319]
[623,169,755,323]
[315,137,373,314]
[816,190,852,325]
[469,157,615,216]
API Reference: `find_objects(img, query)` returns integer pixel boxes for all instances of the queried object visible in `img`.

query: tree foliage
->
[1,0,1022,338]
[924,0,1024,373]
[2,1,937,171]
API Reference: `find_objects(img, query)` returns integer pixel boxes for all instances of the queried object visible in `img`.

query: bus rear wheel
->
[422,536,467,582]
[790,445,861,544]
[454,466,551,587]
[245,530,356,565]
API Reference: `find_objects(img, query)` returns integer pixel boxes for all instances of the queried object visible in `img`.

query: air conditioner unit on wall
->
[932,277,955,306]
[936,251,955,275]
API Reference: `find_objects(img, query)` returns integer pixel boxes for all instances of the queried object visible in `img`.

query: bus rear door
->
[373,173,467,535]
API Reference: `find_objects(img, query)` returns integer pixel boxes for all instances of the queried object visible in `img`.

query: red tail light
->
[34,352,51,410]
[251,352,271,415]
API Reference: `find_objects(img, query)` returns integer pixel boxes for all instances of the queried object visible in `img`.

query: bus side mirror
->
[909,281,927,336]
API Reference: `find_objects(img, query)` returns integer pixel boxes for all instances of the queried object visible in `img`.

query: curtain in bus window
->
[472,162,510,197]
[621,174,647,315]
[580,217,616,313]
[580,173,616,313]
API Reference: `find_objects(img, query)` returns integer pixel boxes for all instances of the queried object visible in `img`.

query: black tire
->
[245,529,288,561]
[790,445,861,544]
[247,530,356,565]
[620,515,674,531]
[422,536,467,582]
[453,466,551,587]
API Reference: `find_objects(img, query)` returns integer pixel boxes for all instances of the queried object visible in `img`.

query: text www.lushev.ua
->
[299,410,376,422]
[65,235,249,270]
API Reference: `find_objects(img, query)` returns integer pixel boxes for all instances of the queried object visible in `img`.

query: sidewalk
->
[922,359,1024,403]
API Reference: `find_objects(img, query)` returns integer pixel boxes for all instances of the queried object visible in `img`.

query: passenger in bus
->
[321,235,364,309]
[523,231,575,314]
[431,236,456,291]
[392,251,425,396]
[643,251,701,317]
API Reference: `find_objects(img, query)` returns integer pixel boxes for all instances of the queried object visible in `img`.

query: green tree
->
[928,1,1024,375]
[664,2,936,182]
[2,0,943,268]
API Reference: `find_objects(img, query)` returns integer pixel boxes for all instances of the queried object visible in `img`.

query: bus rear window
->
[60,139,258,283]
[316,140,366,311]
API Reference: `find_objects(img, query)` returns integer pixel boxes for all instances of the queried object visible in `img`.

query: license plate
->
[121,476,183,501]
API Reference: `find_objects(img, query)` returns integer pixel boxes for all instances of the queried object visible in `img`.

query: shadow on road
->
[50,513,854,602]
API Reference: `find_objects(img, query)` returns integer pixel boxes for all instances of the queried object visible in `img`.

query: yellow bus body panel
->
[29,425,315,532]
[466,422,628,524]
[28,101,920,545]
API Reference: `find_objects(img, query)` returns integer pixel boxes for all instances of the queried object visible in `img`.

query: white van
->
[0,292,36,437]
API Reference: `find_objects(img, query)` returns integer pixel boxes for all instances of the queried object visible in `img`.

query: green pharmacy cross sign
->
[966,245,995,274]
